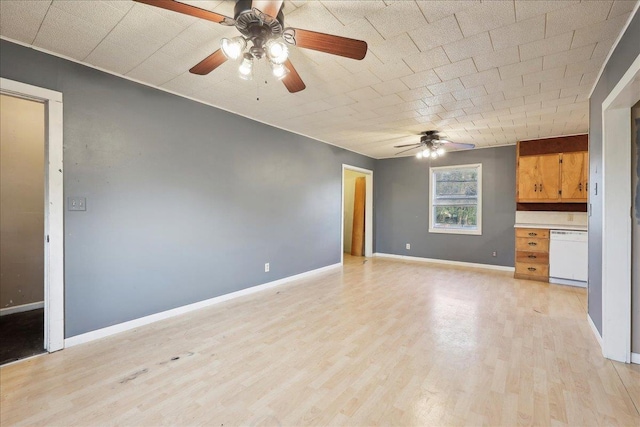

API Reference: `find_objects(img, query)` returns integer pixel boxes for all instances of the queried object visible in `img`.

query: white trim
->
[373,252,515,272]
[589,1,640,98]
[65,263,341,348]
[588,314,603,348]
[0,301,44,316]
[0,36,376,161]
[599,54,639,363]
[0,78,64,353]
[429,163,482,236]
[518,132,589,143]
[341,165,374,264]
[549,278,587,288]
[632,353,640,364]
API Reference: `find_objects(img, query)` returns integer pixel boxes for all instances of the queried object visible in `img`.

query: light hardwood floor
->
[1,255,639,426]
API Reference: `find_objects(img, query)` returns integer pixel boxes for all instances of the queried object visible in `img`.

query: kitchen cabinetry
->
[514,228,549,281]
[516,151,588,203]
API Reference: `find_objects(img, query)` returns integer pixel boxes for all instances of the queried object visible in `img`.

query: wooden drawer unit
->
[514,228,549,282]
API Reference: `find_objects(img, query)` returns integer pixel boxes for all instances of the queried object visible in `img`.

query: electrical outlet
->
[68,197,86,211]
[406,243,410,250]
[492,251,497,257]
[265,263,270,273]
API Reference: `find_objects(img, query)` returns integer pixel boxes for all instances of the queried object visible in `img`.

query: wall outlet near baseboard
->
[406,243,410,250]
[265,263,270,273]
[492,251,497,257]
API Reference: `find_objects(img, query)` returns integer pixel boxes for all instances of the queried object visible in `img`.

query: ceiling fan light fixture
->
[430,151,439,159]
[422,148,430,157]
[238,54,254,80]
[220,36,246,60]
[436,147,446,156]
[265,39,289,64]
[416,152,423,159]
[270,61,289,80]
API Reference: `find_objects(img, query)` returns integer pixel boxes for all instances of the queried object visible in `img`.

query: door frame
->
[0,77,64,353]
[600,53,640,363]
[341,164,373,263]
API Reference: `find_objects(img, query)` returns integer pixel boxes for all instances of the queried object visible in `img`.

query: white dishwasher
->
[549,230,588,287]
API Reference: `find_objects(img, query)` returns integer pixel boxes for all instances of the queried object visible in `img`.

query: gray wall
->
[632,101,639,353]
[375,146,516,267]
[0,40,375,337]
[588,10,640,335]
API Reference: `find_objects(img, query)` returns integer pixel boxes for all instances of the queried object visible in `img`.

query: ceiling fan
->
[134,0,368,93]
[394,131,475,159]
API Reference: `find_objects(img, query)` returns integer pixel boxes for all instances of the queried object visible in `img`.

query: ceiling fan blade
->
[393,143,422,148]
[395,146,422,155]
[284,28,367,60]
[189,49,228,75]
[281,59,306,93]
[440,141,476,149]
[251,0,283,19]
[133,0,235,25]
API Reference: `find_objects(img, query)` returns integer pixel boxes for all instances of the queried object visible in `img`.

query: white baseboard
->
[373,252,515,272]
[65,263,341,348]
[549,277,587,288]
[632,353,640,364]
[588,314,603,348]
[0,301,44,316]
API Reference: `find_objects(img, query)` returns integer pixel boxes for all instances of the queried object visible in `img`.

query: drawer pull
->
[527,255,537,259]
[528,242,537,246]
[528,232,537,237]
[528,267,537,272]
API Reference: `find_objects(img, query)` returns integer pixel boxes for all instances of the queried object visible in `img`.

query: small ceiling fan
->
[134,0,368,93]
[394,130,475,159]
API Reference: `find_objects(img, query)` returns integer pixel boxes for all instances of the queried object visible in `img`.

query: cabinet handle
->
[528,232,537,237]
[540,183,543,191]
[527,255,537,259]
[579,183,582,191]
[534,183,537,192]
[586,182,588,192]
[528,242,537,246]
[528,267,537,272]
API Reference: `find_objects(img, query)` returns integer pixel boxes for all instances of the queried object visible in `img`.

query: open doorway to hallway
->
[341,165,373,263]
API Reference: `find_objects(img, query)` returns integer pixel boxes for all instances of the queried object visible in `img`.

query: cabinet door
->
[582,152,589,200]
[537,154,560,201]
[561,152,586,201]
[518,156,540,202]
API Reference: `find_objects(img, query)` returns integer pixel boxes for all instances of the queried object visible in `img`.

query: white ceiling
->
[0,0,636,158]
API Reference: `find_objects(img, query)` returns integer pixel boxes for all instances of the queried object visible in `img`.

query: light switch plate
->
[68,197,86,211]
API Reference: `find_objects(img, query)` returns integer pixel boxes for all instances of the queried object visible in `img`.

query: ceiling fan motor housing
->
[234,0,285,39]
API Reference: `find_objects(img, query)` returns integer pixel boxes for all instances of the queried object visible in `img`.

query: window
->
[429,163,482,235]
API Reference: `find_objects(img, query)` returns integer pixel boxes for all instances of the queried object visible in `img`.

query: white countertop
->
[514,223,588,231]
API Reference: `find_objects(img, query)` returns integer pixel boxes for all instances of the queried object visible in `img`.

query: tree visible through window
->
[429,163,482,235]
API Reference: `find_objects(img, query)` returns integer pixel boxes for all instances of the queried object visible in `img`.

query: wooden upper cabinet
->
[517,154,560,202]
[560,152,588,202]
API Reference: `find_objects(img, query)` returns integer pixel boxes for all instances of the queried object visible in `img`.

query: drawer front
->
[515,237,549,252]
[515,262,549,277]
[516,251,549,264]
[515,228,549,239]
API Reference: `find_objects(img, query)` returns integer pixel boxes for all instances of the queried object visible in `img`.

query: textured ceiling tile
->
[126,63,175,86]
[499,57,543,80]
[542,95,577,108]
[365,1,426,39]
[403,47,451,73]
[0,1,52,44]
[321,0,386,26]
[484,75,523,93]
[490,15,545,51]
[433,58,477,81]
[525,90,561,104]
[84,39,147,74]
[443,32,493,63]
[397,87,434,102]
[522,66,566,86]
[519,32,573,62]
[372,79,410,96]
[503,84,540,100]
[400,70,441,90]
[493,96,524,110]
[455,0,515,37]
[543,44,595,70]
[471,92,505,107]
[33,6,111,61]
[422,93,456,107]
[368,33,420,63]
[559,85,591,98]
[427,78,465,96]
[408,16,464,52]
[51,1,128,30]
[541,74,582,92]
[460,68,501,89]
[571,12,630,48]
[546,1,614,37]
[369,61,414,81]
[609,0,638,17]
[591,36,618,60]
[346,86,380,102]
[565,56,607,77]
[514,0,579,22]
[416,0,480,23]
[442,98,474,111]
[451,86,487,101]
[473,46,520,72]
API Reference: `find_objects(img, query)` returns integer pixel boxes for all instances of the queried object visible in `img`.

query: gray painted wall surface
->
[632,101,639,353]
[588,10,640,335]
[0,40,375,337]
[375,146,516,267]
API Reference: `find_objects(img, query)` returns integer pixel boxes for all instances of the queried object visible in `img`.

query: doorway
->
[0,78,64,363]
[341,165,373,263]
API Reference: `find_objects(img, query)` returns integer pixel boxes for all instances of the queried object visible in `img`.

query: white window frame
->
[429,163,482,236]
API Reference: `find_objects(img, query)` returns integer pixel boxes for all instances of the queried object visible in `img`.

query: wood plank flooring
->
[1,255,638,426]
